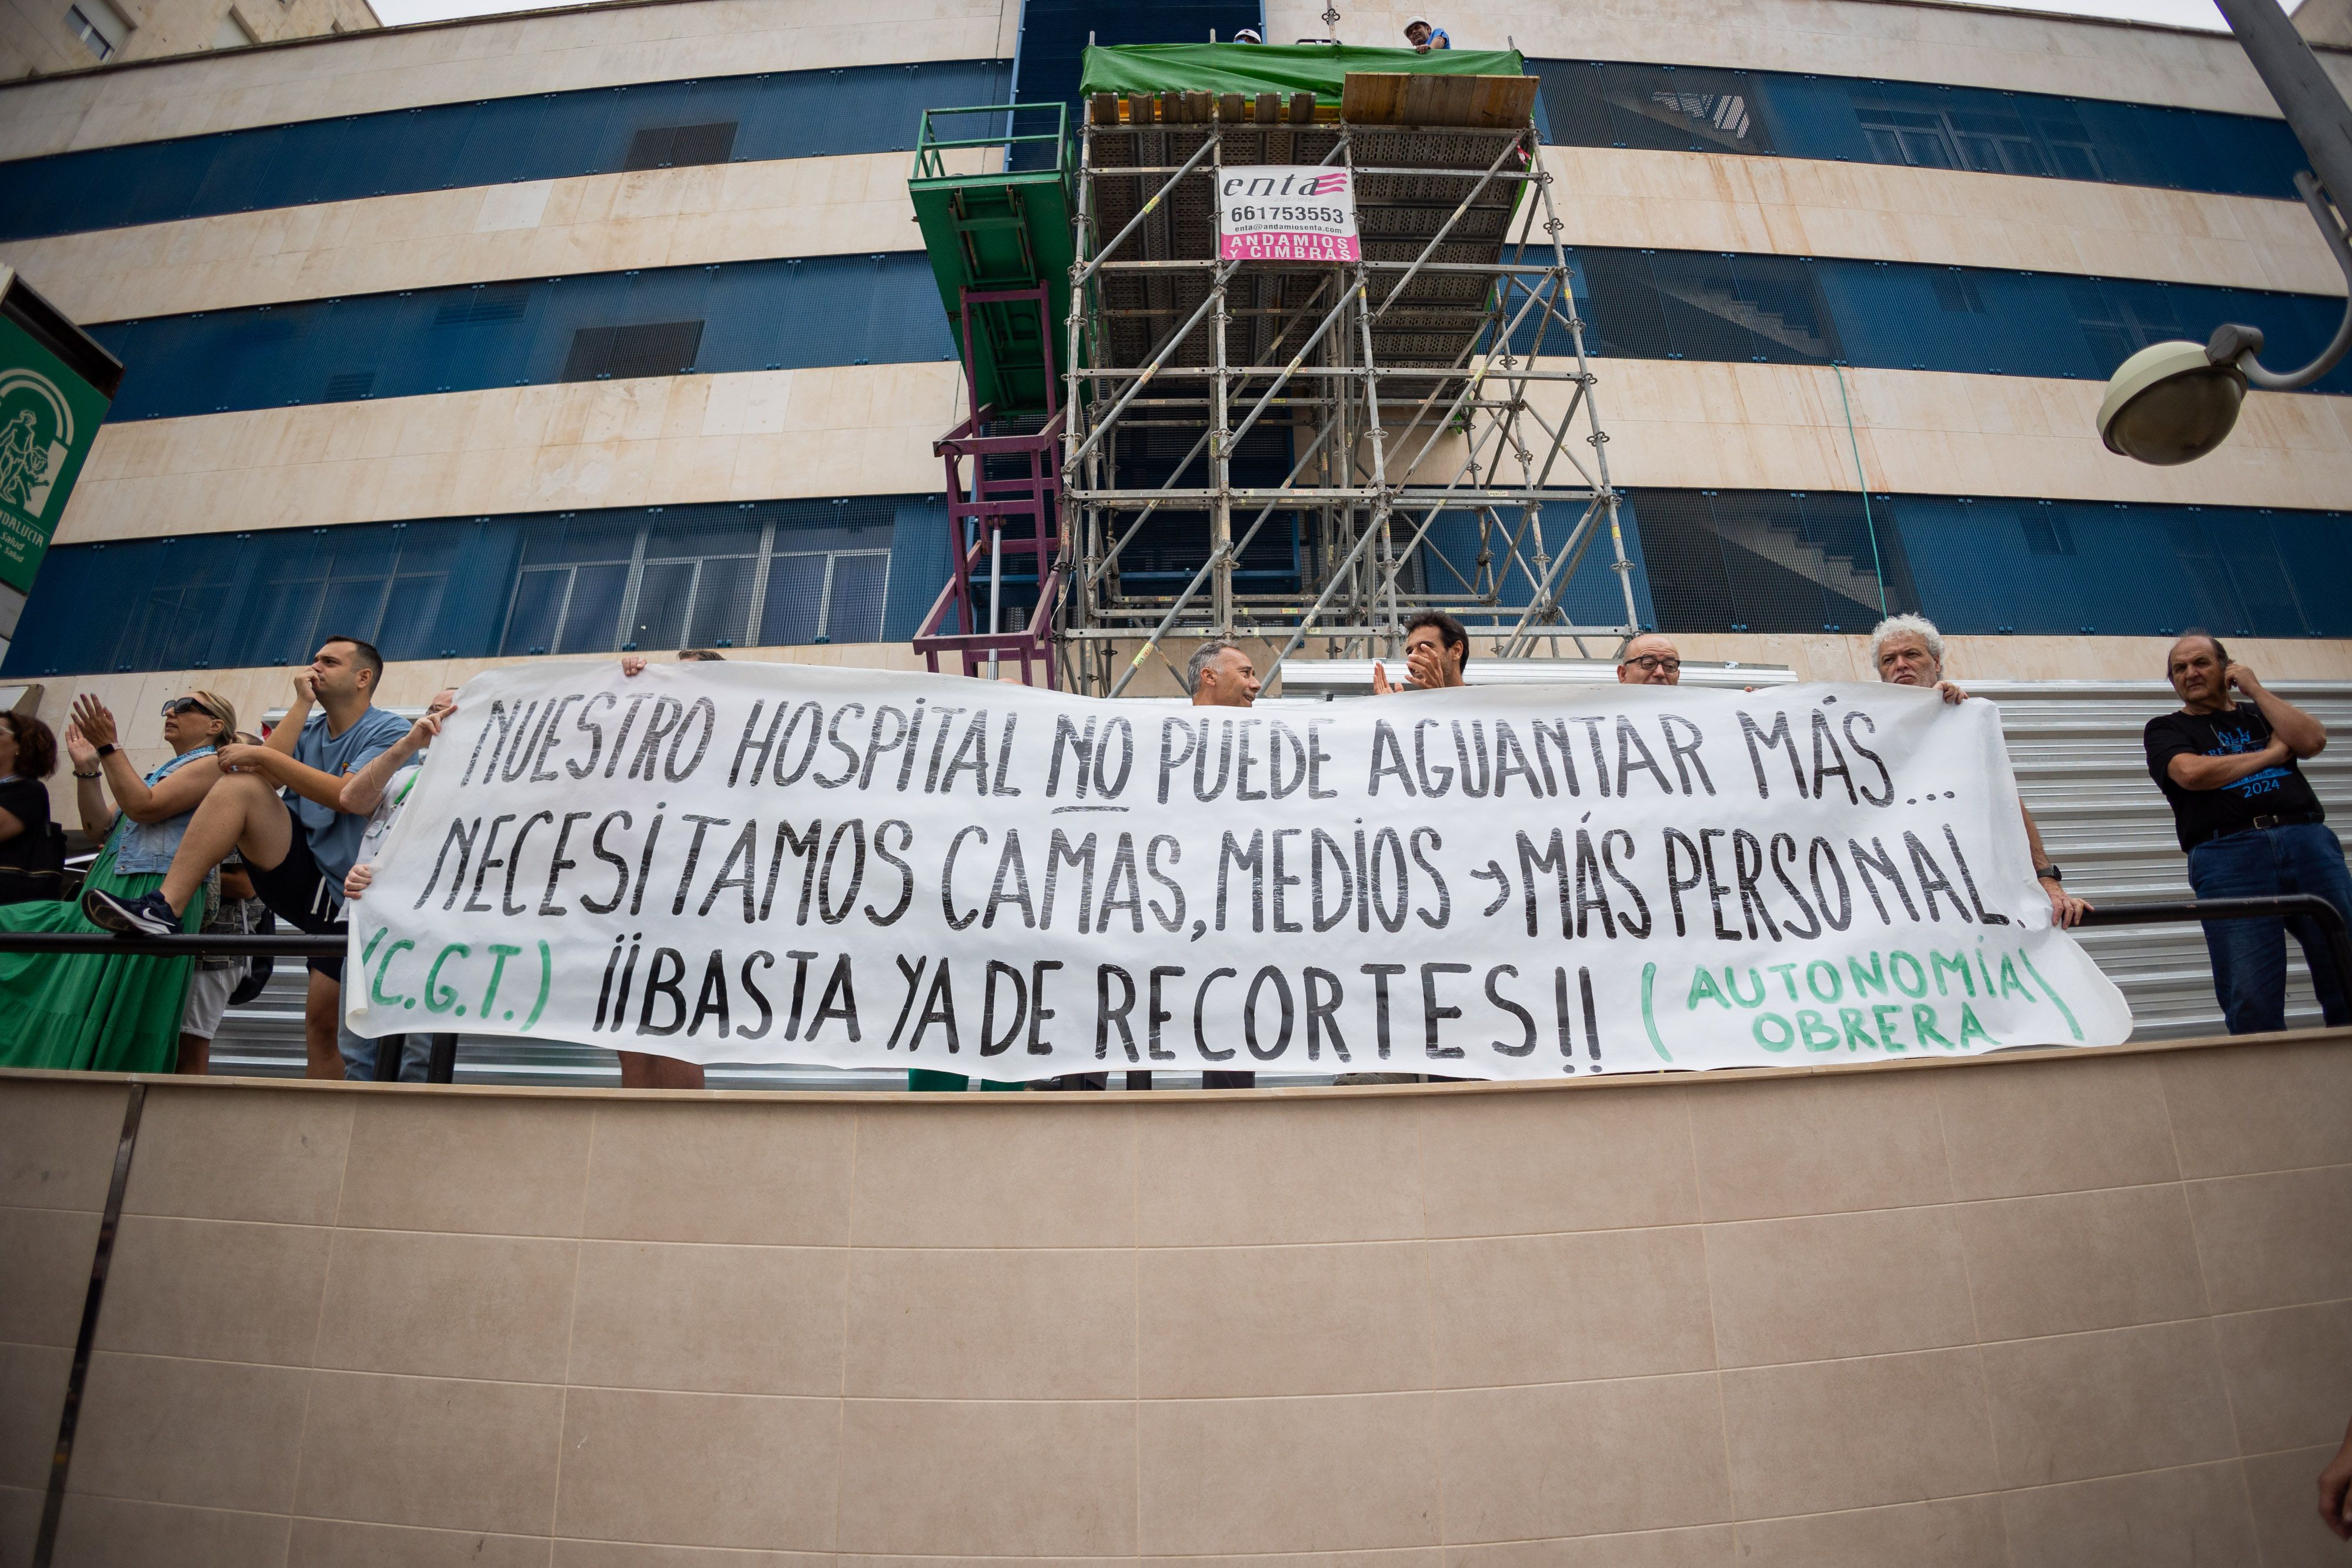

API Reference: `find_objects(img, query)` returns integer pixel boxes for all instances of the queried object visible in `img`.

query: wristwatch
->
[2036,863,2063,883]
[96,743,119,758]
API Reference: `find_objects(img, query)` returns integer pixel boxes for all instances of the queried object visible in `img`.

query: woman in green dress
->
[0,690,237,1072]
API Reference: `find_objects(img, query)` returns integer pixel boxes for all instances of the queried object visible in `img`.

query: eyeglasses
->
[1623,656,1682,674]
[161,697,220,720]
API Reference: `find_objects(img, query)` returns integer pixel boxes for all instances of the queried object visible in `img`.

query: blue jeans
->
[337,1021,433,1082]
[2186,823,2352,1035]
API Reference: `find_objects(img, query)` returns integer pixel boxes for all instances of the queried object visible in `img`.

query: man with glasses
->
[86,637,412,1076]
[1616,633,1682,686]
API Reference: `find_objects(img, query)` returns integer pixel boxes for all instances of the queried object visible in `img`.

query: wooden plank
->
[1341,72,1408,123]
[1220,92,1247,122]
[1429,73,1479,126]
[1465,75,1537,128]
[1399,73,1440,125]
[1090,92,1120,127]
[1289,90,1316,124]
[1188,89,1215,122]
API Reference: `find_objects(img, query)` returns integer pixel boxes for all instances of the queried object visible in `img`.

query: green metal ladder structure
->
[907,103,1077,690]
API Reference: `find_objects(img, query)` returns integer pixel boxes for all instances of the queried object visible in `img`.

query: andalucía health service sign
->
[347,663,2130,1075]
[0,270,122,600]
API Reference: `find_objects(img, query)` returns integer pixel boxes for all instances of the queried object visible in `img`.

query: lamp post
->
[2096,0,2352,463]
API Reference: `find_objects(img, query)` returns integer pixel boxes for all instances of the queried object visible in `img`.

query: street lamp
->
[2096,0,2352,464]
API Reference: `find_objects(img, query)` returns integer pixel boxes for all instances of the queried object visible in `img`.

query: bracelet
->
[75,770,100,780]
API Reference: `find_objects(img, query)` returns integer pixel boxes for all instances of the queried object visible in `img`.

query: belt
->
[2196,808,2326,848]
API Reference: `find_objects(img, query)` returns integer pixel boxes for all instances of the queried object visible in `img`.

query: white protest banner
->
[1217,165,1359,262]
[346,662,2130,1076]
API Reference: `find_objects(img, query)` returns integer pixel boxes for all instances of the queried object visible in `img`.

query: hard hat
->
[1404,14,1433,29]
[1234,26,1262,41]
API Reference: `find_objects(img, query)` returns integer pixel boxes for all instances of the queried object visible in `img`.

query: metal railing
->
[912,101,1068,179]
[2076,894,2352,999]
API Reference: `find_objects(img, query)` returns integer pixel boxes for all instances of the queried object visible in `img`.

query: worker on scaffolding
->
[1403,15,1451,51]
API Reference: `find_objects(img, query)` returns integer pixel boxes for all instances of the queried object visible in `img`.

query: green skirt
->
[0,851,206,1073]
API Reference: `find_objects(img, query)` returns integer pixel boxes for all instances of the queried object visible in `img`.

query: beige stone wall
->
[12,142,2336,328]
[8,148,991,324]
[0,0,377,83]
[0,0,1018,160]
[1382,359,2352,508]
[1541,148,2348,297]
[55,361,966,544]
[56,358,2352,552]
[3,1034,2349,1562]
[1267,0,2352,115]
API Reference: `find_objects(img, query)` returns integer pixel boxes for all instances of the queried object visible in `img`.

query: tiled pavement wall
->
[2,1034,2350,1567]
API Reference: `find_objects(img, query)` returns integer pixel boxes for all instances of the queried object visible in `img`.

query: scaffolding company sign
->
[1217,166,1359,262]
[349,662,2132,1075]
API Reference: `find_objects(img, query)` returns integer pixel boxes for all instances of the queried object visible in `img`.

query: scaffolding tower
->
[1059,76,1639,696]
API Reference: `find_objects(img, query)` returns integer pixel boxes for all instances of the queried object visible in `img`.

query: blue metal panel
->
[1546,248,2352,395]
[0,61,1013,243]
[86,254,954,420]
[1528,59,2308,202]
[1623,490,2352,640]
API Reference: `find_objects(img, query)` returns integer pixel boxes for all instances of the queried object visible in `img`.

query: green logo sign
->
[0,314,112,596]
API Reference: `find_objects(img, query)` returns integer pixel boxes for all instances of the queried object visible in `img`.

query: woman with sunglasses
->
[0,690,238,1071]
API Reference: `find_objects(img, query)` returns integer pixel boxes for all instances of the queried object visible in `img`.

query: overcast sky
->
[369,0,2257,33]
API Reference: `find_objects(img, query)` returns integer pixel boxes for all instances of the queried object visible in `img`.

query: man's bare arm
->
[2232,667,2327,758]
[2167,740,2290,792]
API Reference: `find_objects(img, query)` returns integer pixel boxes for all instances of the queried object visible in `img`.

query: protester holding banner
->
[0,691,234,1071]
[84,638,409,1078]
[1617,635,1682,687]
[2144,632,2347,1033]
[1872,616,2087,930]
[334,688,458,1082]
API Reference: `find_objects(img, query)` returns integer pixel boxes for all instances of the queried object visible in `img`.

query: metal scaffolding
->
[1056,91,1638,696]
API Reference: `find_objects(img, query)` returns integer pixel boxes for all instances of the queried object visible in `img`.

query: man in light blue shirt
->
[86,636,411,1076]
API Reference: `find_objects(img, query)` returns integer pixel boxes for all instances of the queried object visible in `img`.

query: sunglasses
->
[161,697,221,720]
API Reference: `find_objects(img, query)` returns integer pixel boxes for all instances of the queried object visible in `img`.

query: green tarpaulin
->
[1078,42,1525,105]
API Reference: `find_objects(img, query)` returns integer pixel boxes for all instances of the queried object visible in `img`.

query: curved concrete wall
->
[3,1035,2349,1566]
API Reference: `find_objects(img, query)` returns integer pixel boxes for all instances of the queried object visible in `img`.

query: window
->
[561,321,707,382]
[623,122,740,171]
[2,497,934,678]
[63,0,128,60]
[499,516,888,654]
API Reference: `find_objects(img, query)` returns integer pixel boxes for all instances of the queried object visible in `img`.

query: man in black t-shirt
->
[2143,633,2348,1034]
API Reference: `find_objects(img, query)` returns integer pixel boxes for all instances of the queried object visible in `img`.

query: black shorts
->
[245,805,345,980]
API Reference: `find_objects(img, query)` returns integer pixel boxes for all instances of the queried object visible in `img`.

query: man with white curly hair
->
[1871,614,2089,929]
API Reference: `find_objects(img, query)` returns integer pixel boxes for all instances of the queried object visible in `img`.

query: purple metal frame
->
[913,283,1067,687]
